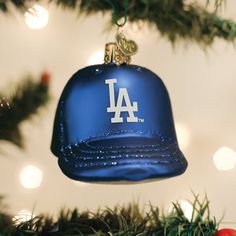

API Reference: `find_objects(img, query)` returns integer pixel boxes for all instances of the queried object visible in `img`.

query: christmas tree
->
[0,0,235,235]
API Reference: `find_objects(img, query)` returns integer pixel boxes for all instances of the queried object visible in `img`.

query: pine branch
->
[0,0,235,46]
[0,72,50,148]
[207,0,225,10]
[0,195,218,235]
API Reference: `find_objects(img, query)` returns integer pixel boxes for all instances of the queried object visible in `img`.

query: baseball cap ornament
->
[51,30,188,183]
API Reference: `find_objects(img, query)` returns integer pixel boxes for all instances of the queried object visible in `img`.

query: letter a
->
[105,79,138,123]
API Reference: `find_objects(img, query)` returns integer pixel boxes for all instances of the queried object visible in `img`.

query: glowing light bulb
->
[24,4,49,29]
[88,50,104,65]
[169,200,193,221]
[179,200,193,221]
[20,165,43,189]
[12,210,33,224]
[175,123,190,150]
[213,147,236,171]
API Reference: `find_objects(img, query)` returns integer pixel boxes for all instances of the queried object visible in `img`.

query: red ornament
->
[41,71,51,87]
[216,229,236,236]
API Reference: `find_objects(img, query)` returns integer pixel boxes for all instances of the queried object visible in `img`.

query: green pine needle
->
[0,74,50,148]
[0,195,219,235]
[0,0,235,46]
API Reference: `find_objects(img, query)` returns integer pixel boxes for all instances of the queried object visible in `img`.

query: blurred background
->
[0,0,236,227]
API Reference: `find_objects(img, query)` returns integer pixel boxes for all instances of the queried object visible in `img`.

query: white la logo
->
[105,79,138,123]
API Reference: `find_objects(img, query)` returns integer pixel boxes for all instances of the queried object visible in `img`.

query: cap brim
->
[57,137,188,182]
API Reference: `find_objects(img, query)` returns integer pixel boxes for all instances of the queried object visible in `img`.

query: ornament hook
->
[106,0,128,27]
[104,0,138,65]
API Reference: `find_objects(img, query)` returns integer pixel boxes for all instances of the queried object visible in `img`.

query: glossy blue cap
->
[51,64,187,182]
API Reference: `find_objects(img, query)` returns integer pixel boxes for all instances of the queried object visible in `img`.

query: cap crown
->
[51,64,177,157]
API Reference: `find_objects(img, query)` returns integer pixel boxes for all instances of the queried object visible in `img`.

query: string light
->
[12,210,33,224]
[213,147,236,171]
[179,200,193,220]
[169,200,193,221]
[24,4,49,30]
[20,165,43,189]
[168,199,193,221]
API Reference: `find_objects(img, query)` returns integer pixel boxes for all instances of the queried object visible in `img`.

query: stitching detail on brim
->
[60,144,186,169]
[60,151,186,169]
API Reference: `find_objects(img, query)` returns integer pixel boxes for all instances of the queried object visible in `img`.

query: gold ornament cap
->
[104,42,131,66]
[104,32,138,66]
